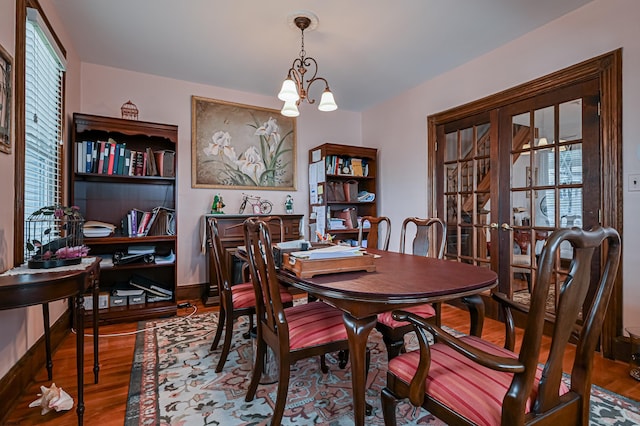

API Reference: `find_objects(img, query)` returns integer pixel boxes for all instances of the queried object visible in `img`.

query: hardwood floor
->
[4,300,640,425]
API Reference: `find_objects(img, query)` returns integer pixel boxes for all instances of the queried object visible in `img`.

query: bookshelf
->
[70,113,178,323]
[308,143,377,244]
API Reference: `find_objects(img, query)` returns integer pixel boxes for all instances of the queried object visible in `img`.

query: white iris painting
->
[192,96,296,189]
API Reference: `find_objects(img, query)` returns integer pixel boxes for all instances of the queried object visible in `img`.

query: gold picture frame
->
[0,42,12,154]
[191,96,296,190]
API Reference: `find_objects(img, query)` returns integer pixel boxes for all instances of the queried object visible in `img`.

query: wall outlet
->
[630,174,640,192]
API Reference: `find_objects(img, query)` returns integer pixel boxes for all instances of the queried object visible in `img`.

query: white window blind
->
[24,8,65,259]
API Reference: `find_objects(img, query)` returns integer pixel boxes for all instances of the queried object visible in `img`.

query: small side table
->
[0,257,101,425]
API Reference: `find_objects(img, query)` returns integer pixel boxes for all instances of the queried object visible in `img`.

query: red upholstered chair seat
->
[231,282,293,309]
[285,301,349,350]
[377,303,436,328]
[388,335,569,426]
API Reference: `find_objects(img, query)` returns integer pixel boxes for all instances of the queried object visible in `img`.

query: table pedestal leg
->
[75,295,85,425]
[92,277,100,383]
[342,313,376,426]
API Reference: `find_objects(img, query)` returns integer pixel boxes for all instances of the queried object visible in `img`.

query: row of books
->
[121,206,175,237]
[325,155,369,176]
[74,138,175,177]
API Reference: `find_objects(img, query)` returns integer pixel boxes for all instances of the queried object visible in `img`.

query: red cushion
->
[285,302,348,350]
[231,282,293,309]
[377,303,436,328]
[387,335,569,426]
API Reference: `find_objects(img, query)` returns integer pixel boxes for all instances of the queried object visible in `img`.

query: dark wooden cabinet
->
[309,143,378,243]
[201,214,303,306]
[70,113,178,323]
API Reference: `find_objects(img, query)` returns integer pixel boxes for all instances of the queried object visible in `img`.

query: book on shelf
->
[116,143,127,175]
[154,150,175,177]
[145,147,158,176]
[112,287,145,297]
[107,139,117,174]
[97,141,106,174]
[154,250,175,264]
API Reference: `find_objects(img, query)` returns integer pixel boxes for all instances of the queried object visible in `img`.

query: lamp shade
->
[318,89,338,112]
[281,101,300,117]
[278,79,300,102]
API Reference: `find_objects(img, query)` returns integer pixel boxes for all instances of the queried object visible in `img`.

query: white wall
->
[363,0,640,328]
[79,64,362,287]
[0,0,82,379]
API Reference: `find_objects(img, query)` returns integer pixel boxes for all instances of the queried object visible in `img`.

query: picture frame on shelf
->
[191,95,297,190]
[0,42,12,155]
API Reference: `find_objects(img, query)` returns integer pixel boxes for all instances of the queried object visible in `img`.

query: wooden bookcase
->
[308,143,377,243]
[70,113,178,323]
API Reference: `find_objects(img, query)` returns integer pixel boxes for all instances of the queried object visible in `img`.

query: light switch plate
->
[630,174,640,192]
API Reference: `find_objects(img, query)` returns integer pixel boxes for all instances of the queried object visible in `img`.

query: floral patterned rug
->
[125,311,640,425]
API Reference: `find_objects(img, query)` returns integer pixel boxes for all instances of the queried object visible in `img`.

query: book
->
[154,150,175,177]
[85,141,93,173]
[107,139,116,174]
[123,148,132,175]
[145,147,158,176]
[112,288,145,297]
[117,143,127,175]
[134,151,144,176]
[128,245,155,255]
[97,141,106,174]
[91,141,98,173]
[137,211,152,235]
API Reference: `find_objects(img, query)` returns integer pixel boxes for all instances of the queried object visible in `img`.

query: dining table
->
[277,247,498,426]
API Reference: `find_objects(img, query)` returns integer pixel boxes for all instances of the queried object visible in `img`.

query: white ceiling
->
[48,0,593,112]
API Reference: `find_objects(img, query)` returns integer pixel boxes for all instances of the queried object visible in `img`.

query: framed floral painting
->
[0,42,12,154]
[191,96,296,190]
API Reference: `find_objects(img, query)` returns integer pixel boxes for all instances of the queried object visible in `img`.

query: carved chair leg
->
[242,314,254,339]
[338,349,349,369]
[215,310,235,373]
[320,354,328,373]
[210,307,225,351]
[381,387,399,426]
[461,294,485,337]
[272,362,291,426]
[383,335,405,361]
[245,339,265,402]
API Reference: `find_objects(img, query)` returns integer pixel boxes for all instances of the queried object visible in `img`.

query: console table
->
[201,214,303,305]
[0,257,101,425]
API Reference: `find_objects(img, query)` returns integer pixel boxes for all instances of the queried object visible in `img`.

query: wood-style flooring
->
[4,300,640,425]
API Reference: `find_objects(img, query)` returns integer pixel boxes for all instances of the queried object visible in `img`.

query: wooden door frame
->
[427,49,623,359]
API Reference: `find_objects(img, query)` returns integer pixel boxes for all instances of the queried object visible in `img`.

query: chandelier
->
[277,13,338,117]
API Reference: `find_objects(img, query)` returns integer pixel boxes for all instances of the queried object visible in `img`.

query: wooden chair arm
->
[392,309,525,406]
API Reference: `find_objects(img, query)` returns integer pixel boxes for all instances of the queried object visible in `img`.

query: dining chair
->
[207,216,293,373]
[358,215,391,250]
[375,217,448,360]
[381,226,621,426]
[243,217,352,425]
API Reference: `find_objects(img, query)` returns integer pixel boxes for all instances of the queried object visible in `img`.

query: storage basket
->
[326,181,346,202]
[343,180,359,202]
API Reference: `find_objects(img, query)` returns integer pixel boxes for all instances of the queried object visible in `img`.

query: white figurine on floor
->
[29,383,74,415]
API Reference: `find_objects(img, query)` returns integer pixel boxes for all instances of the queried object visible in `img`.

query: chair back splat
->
[381,226,621,426]
[399,217,446,258]
[358,216,391,250]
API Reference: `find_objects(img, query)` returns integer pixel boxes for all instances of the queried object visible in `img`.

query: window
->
[14,1,66,264]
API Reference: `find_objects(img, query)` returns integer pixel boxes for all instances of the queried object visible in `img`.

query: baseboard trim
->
[176,282,207,303]
[0,309,71,424]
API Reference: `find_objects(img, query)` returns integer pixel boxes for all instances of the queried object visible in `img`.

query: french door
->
[437,78,601,317]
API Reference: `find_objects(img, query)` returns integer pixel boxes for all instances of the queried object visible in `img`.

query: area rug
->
[125,312,640,425]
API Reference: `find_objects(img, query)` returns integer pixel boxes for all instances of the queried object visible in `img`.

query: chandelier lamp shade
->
[278,13,338,117]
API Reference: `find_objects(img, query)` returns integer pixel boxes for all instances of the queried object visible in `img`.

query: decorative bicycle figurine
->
[238,193,273,214]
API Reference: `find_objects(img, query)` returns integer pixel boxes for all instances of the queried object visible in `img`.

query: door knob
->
[490,222,499,229]
[501,223,513,230]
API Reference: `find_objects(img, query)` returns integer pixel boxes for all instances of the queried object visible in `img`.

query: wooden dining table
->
[277,248,498,426]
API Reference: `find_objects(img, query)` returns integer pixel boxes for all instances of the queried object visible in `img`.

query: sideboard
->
[201,214,304,306]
